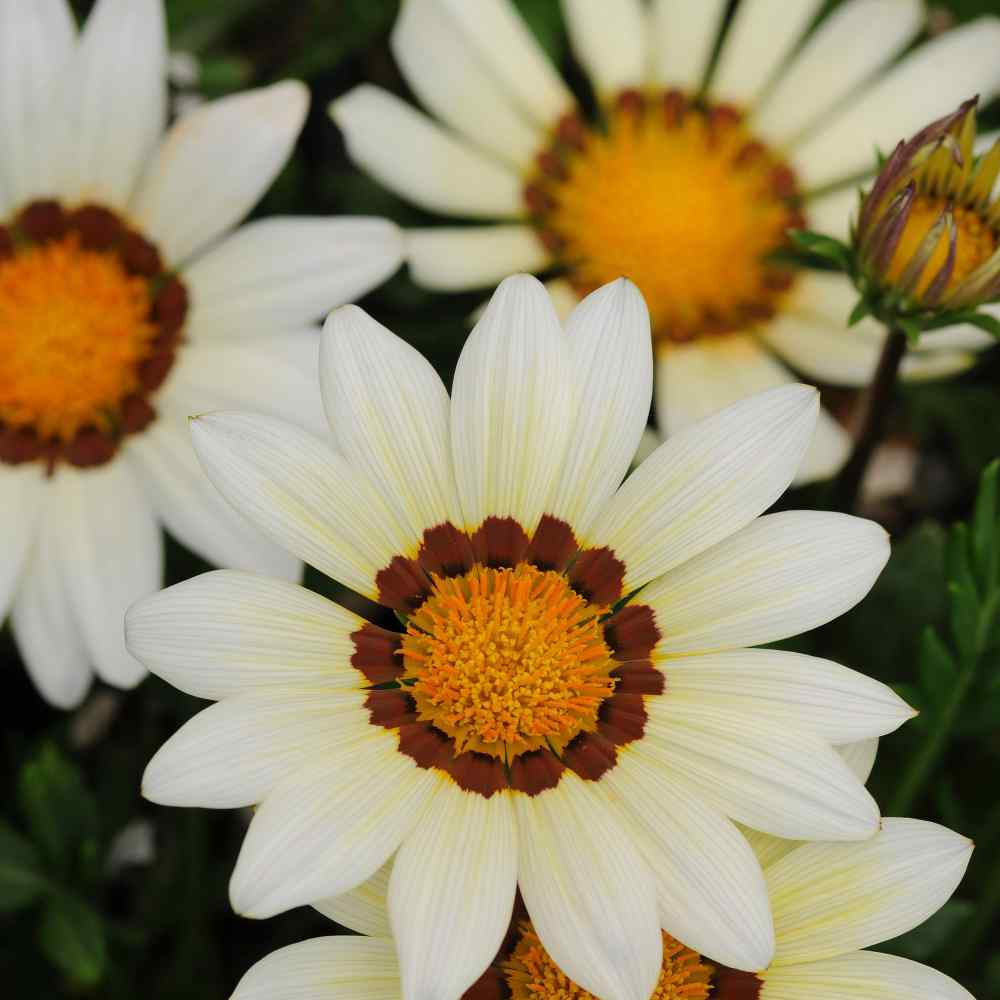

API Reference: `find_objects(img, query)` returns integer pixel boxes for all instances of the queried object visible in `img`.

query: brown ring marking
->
[711,967,763,1000]
[568,546,625,605]
[351,623,403,684]
[524,514,577,572]
[375,554,432,614]
[508,748,564,795]
[471,516,530,568]
[418,521,476,578]
[603,603,661,661]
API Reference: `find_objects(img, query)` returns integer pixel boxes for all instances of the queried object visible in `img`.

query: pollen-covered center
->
[886,195,997,299]
[526,90,801,344]
[0,200,188,469]
[401,563,616,759]
[503,922,715,1000]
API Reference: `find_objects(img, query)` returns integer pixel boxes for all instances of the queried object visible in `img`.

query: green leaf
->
[848,298,872,326]
[958,309,1000,340]
[0,821,48,913]
[971,459,999,590]
[513,0,567,62]
[788,229,851,267]
[948,580,981,665]
[17,744,100,875]
[917,626,958,714]
[38,893,107,986]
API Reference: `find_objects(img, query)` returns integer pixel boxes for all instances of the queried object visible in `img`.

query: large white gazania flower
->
[331,0,1000,482]
[127,274,912,1000]
[230,815,974,1000]
[0,0,403,707]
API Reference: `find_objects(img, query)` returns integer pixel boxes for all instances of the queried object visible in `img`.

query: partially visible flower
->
[0,0,403,708]
[853,96,1000,328]
[229,815,974,1000]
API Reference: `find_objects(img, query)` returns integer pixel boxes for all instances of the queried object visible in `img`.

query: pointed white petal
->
[58,0,166,209]
[838,738,879,784]
[604,751,775,971]
[0,0,75,210]
[133,81,308,264]
[313,863,392,937]
[230,744,441,918]
[793,18,1000,190]
[450,274,575,532]
[189,412,413,598]
[392,0,541,166]
[515,774,662,1000]
[647,510,889,654]
[320,306,463,540]
[549,279,652,538]
[125,569,362,699]
[663,649,913,743]
[761,949,975,1000]
[755,0,923,145]
[390,784,517,1000]
[768,818,973,964]
[182,217,403,341]
[142,689,369,808]
[406,225,549,291]
[650,0,727,90]
[591,384,818,592]
[0,465,44,619]
[232,937,400,1000]
[331,85,522,218]
[641,698,880,840]
[711,0,824,106]
[561,0,646,97]
[50,462,161,689]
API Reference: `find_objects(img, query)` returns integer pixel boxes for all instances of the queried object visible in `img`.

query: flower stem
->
[832,326,909,512]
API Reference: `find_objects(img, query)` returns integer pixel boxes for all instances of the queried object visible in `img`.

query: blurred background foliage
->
[2,0,1000,996]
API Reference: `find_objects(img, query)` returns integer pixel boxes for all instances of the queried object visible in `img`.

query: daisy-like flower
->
[0,0,402,707]
[330,0,1000,482]
[127,274,913,1000]
[230,814,975,1000]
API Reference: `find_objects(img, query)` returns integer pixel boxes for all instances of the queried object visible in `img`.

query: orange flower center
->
[401,563,615,759]
[526,91,802,343]
[504,922,715,1000]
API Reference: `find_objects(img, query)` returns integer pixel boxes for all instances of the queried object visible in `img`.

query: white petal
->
[768,818,973,964]
[0,0,75,210]
[754,0,923,146]
[647,510,889,654]
[604,751,775,971]
[430,0,572,125]
[514,773,662,1000]
[182,217,403,341]
[650,0,727,91]
[839,738,879,784]
[125,569,362,700]
[49,461,161,689]
[549,279,653,538]
[641,698,880,840]
[313,863,391,937]
[124,415,301,581]
[561,0,646,97]
[450,274,575,532]
[653,337,849,487]
[663,648,913,743]
[232,937,400,1000]
[189,411,412,598]
[10,513,93,711]
[142,688,369,808]
[163,332,327,437]
[761,949,975,1000]
[330,85,522,219]
[591,384,818,592]
[58,0,166,208]
[389,784,517,1000]
[0,465,44,618]
[710,0,824,106]
[405,225,549,291]
[793,18,1000,190]
[548,278,582,321]
[391,0,541,166]
[230,744,441,918]
[133,81,308,264]
[320,305,463,540]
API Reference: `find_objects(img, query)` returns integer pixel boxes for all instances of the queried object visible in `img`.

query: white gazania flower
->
[229,815,974,1000]
[127,274,912,1000]
[0,0,403,708]
[330,0,1000,483]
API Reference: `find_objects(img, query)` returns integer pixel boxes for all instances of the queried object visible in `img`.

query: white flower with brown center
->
[127,274,913,1000]
[0,0,403,707]
[330,0,1000,483]
[229,815,974,1000]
